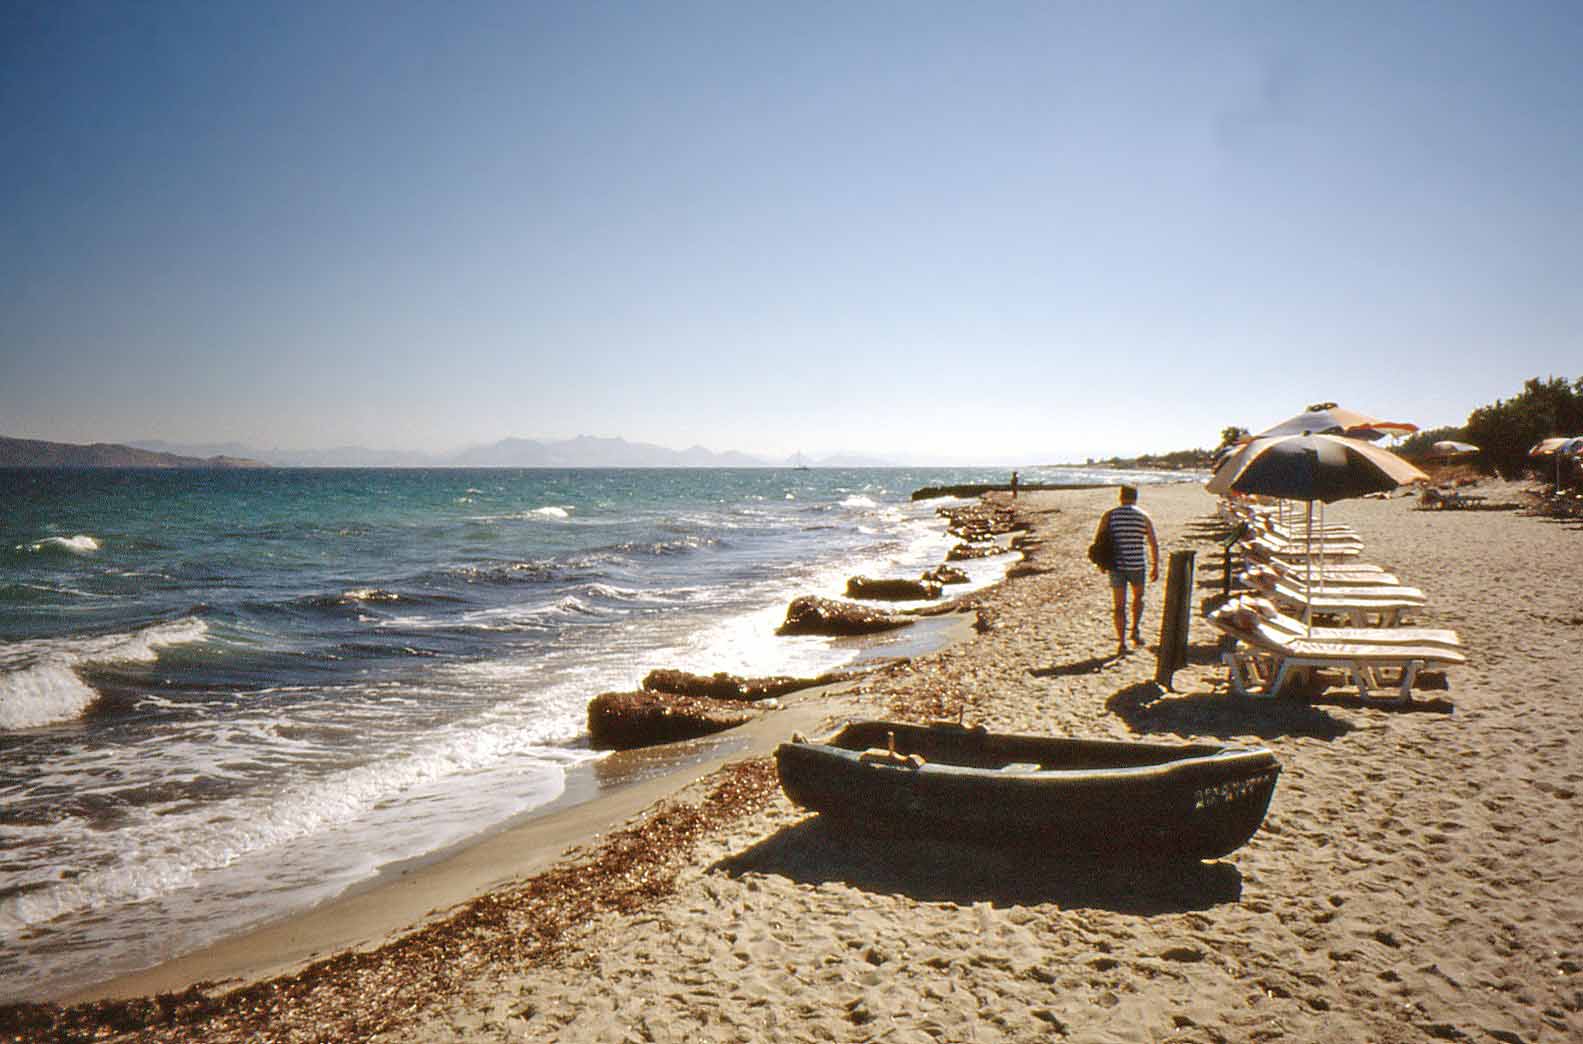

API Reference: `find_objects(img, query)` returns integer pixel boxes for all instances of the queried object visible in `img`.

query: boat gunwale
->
[783,742,1278,784]
[783,719,1279,781]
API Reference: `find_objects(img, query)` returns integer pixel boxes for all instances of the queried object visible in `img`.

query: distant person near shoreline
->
[1095,485,1159,656]
[1010,471,1019,498]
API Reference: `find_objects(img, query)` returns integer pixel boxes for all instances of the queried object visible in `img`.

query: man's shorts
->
[1109,567,1146,591]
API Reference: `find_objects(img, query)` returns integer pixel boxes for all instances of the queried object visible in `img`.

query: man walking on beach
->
[1097,485,1159,656]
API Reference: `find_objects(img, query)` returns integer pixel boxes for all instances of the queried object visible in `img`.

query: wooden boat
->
[774,720,1281,861]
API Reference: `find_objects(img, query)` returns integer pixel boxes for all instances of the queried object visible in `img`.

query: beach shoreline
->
[56,618,984,1007]
[2,466,1036,1005]
[10,479,1581,1043]
[61,679,878,1005]
[50,513,999,1006]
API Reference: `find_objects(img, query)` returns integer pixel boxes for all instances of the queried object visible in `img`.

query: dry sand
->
[14,482,1582,1043]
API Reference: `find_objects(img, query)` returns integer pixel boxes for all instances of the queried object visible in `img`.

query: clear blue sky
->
[3,2,1580,464]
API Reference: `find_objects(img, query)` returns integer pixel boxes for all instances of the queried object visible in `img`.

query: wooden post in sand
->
[1155,550,1196,691]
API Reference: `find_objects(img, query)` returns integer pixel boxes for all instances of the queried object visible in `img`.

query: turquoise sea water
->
[0,465,1178,1000]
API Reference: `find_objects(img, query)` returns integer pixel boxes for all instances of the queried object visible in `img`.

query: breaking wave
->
[0,618,209,730]
[17,535,100,555]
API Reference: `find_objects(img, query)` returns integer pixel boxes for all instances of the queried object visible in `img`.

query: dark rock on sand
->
[947,542,1005,562]
[776,596,913,636]
[921,565,970,585]
[845,576,942,601]
[641,669,852,702]
[910,482,1100,500]
[587,689,763,750]
[938,502,1021,541]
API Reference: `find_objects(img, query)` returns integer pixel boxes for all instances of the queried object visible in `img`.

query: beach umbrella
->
[1208,433,1426,502]
[1529,437,1582,488]
[1560,438,1583,489]
[1254,406,1419,526]
[1256,403,1419,442]
[1429,440,1479,459]
[1207,433,1427,630]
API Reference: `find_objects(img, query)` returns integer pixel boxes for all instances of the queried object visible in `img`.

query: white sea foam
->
[839,495,878,509]
[0,662,101,731]
[343,588,400,602]
[583,582,642,601]
[0,618,209,730]
[18,535,100,555]
[463,505,584,525]
[0,716,584,933]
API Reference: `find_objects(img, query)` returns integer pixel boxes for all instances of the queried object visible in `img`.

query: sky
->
[3,2,1580,465]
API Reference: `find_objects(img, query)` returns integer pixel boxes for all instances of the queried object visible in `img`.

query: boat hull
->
[774,721,1281,861]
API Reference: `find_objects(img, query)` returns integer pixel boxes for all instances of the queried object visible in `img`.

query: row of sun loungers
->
[1207,499,1464,704]
[1239,565,1426,626]
[1247,554,1401,587]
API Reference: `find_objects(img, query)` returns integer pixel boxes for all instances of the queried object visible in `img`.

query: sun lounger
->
[1246,522,1364,549]
[1239,571,1422,627]
[1241,541,1395,579]
[1258,556,1402,588]
[1205,603,1465,703]
[1240,533,1363,563]
[1226,595,1463,652]
[1257,520,1361,542]
[1220,501,1357,534]
[1240,565,1426,602]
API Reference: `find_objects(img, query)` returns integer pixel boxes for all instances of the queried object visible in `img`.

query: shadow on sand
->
[1029,639,1221,680]
[1107,678,1454,743]
[1107,680,1357,741]
[711,817,1243,914]
[1028,654,1118,678]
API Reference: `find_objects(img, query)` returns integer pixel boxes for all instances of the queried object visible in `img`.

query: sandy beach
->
[10,481,1582,1043]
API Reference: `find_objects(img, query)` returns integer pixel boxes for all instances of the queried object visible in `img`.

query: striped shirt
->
[1105,504,1153,571]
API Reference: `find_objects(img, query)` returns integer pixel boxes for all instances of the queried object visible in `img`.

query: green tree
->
[1463,376,1583,478]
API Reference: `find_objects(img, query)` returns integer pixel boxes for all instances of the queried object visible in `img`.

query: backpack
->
[1087,510,1115,570]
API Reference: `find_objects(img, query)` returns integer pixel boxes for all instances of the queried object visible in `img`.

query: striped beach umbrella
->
[1208,434,1427,630]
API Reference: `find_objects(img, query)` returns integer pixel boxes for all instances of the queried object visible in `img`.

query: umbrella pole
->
[1319,501,1327,591]
[1305,500,1314,634]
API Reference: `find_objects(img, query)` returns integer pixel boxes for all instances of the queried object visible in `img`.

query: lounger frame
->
[1209,613,1463,704]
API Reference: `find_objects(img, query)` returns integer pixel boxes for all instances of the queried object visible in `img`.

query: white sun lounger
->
[1242,541,1396,579]
[1226,595,1463,652]
[1206,604,1465,703]
[1240,565,1427,603]
[1239,572,1423,627]
[1257,556,1402,588]
[1240,533,1363,563]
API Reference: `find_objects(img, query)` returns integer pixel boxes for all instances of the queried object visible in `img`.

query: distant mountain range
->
[0,432,897,469]
[100,436,895,468]
[0,436,266,469]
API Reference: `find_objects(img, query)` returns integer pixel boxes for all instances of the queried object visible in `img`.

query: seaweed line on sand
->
[0,759,783,1044]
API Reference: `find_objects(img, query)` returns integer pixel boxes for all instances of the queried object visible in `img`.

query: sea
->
[0,465,1180,1002]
